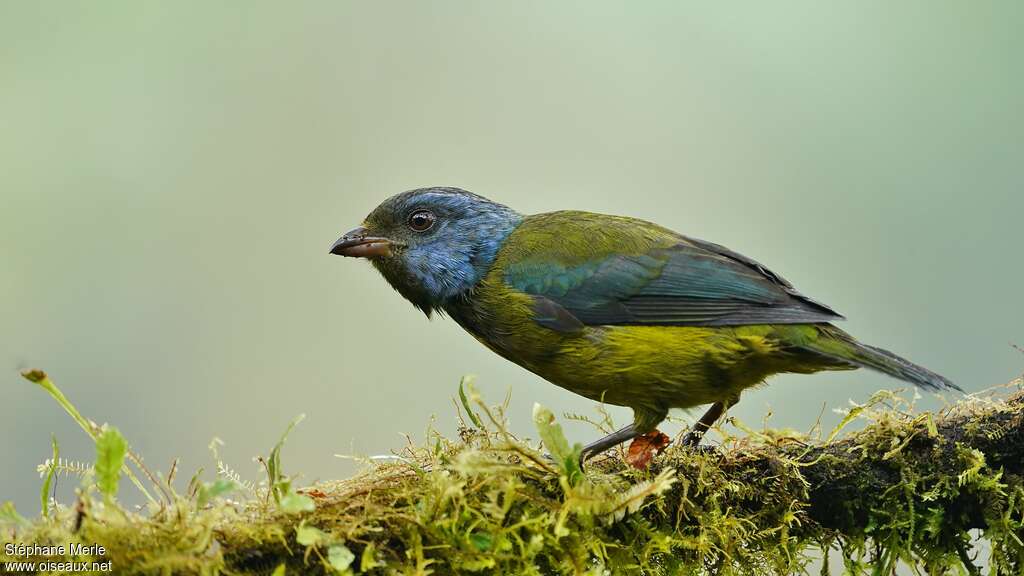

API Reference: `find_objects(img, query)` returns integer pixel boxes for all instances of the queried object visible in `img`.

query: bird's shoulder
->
[496,210,680,266]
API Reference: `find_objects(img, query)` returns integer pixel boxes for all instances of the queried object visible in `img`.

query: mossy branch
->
[3,373,1023,575]
[797,390,1024,536]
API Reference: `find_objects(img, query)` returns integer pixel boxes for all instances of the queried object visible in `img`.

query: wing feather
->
[503,212,843,330]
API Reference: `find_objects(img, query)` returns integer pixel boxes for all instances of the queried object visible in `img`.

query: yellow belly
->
[528,324,786,411]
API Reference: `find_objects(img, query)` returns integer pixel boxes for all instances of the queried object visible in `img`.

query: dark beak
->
[329,226,393,258]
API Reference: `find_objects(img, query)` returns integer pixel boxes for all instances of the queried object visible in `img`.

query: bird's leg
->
[681,402,725,447]
[579,424,638,462]
[681,395,739,448]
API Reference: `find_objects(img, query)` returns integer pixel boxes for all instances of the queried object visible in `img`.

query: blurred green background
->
[2,1,1021,516]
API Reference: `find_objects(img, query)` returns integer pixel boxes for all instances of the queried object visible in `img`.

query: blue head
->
[330,187,523,315]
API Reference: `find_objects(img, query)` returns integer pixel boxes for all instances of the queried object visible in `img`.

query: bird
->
[330,187,960,461]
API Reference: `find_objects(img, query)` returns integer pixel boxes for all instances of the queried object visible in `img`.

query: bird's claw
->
[679,434,720,456]
[680,431,705,449]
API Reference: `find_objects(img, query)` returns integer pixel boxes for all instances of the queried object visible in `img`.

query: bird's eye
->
[407,210,436,232]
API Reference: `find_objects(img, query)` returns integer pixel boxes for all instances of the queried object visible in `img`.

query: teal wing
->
[503,212,843,332]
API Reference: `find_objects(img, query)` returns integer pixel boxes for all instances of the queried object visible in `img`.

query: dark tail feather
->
[845,341,962,392]
[805,328,963,393]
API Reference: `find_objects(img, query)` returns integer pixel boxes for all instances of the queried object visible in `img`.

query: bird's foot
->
[678,430,720,456]
[680,430,705,449]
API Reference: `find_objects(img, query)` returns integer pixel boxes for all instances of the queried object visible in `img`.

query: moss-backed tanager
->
[330,187,959,460]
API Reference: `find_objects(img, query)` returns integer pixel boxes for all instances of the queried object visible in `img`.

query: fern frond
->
[217,461,256,494]
[604,467,678,524]
[37,458,93,480]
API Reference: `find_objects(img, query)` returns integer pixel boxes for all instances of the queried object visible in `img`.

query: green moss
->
[2,373,1023,575]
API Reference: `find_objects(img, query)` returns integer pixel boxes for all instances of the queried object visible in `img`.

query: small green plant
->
[94,427,128,502]
[532,402,585,486]
[38,434,58,516]
[195,478,239,510]
[0,501,29,528]
[295,520,356,574]
[261,414,315,514]
[20,369,158,505]
[458,374,484,428]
